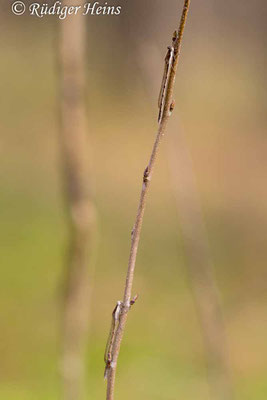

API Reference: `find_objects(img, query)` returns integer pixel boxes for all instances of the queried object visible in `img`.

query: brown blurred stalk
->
[58,1,96,399]
[105,2,191,399]
[168,125,233,400]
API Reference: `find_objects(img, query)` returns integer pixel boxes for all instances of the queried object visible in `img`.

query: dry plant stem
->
[106,1,191,399]
[59,1,96,399]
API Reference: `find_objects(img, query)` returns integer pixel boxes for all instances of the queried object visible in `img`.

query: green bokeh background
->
[1,1,267,398]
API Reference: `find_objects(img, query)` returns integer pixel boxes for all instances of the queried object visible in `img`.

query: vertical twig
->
[58,1,96,399]
[105,2,191,399]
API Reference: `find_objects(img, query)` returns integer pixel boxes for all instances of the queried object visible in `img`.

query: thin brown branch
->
[105,1,191,399]
[58,1,97,399]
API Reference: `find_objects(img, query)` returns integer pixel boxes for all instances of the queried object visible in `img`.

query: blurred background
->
[0,0,267,399]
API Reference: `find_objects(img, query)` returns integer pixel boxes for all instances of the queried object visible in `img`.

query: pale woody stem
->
[106,2,191,399]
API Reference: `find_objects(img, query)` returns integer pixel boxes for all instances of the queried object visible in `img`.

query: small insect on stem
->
[104,301,122,380]
[158,45,175,124]
[104,295,138,379]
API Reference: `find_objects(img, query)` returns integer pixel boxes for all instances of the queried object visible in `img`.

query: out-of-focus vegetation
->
[1,1,267,399]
